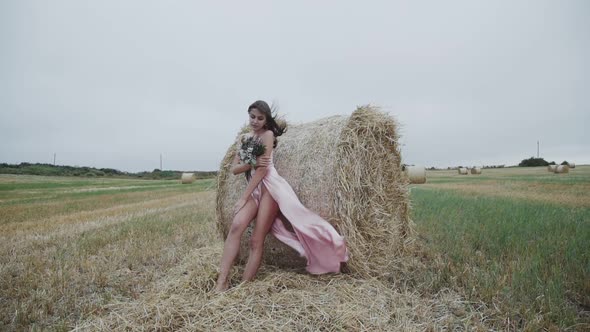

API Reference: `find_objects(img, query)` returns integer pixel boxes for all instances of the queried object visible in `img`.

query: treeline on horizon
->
[420,156,577,170]
[517,157,573,167]
[0,162,218,180]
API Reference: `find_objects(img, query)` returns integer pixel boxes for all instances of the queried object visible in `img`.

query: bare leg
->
[215,198,258,291]
[242,189,279,282]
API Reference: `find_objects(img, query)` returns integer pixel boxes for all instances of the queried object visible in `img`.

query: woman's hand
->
[233,198,248,215]
[256,155,271,168]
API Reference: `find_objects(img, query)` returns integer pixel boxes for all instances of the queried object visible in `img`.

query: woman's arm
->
[230,153,252,175]
[240,131,273,198]
[233,131,274,214]
[230,134,253,175]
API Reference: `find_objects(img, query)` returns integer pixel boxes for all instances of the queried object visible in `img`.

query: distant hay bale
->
[457,168,468,175]
[216,106,410,276]
[181,173,196,184]
[547,165,558,172]
[555,165,570,174]
[470,167,482,175]
[406,166,426,184]
[567,162,576,168]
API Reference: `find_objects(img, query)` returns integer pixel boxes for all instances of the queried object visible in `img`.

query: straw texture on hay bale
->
[567,162,576,168]
[548,165,558,172]
[555,165,570,174]
[458,168,468,175]
[470,167,482,175]
[181,173,196,184]
[216,106,410,276]
[406,166,426,184]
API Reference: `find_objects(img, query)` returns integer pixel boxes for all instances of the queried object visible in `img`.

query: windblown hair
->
[247,100,287,148]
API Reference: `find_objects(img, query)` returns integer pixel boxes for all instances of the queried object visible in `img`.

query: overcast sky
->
[1,0,588,172]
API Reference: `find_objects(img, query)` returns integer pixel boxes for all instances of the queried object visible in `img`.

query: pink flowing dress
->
[250,152,349,274]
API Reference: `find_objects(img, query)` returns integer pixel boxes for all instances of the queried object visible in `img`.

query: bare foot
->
[214,280,229,293]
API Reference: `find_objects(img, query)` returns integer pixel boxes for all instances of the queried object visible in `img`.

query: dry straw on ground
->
[406,165,426,184]
[216,105,411,277]
[78,245,484,331]
[180,173,196,184]
[470,167,482,175]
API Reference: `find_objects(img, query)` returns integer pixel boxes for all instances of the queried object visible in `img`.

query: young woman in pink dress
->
[215,100,348,292]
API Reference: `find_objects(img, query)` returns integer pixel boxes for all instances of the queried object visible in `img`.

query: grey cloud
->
[1,0,588,171]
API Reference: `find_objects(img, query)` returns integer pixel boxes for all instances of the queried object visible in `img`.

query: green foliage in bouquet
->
[239,136,266,168]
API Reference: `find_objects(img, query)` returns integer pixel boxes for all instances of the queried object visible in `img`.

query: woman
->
[215,100,348,292]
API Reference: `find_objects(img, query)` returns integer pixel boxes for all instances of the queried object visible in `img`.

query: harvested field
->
[414,166,590,330]
[0,167,588,330]
[421,166,590,207]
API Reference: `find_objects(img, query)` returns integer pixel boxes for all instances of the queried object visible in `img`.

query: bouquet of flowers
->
[239,135,266,167]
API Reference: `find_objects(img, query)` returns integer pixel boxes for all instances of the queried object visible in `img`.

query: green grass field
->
[412,167,590,330]
[0,167,588,330]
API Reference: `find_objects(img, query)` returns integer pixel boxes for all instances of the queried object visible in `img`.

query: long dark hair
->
[247,100,287,148]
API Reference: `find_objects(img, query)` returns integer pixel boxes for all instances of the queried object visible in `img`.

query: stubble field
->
[0,166,588,331]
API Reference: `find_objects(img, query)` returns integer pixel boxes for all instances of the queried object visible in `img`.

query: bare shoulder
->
[260,130,274,149]
[261,130,274,143]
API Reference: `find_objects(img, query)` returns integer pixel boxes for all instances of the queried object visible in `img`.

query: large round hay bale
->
[470,167,482,175]
[216,106,410,276]
[547,165,557,172]
[555,165,570,174]
[567,162,576,168]
[181,173,196,184]
[406,165,426,184]
[458,167,468,175]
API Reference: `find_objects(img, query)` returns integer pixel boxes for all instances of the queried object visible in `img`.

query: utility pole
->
[160,153,162,171]
[53,153,56,166]
[537,140,539,158]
